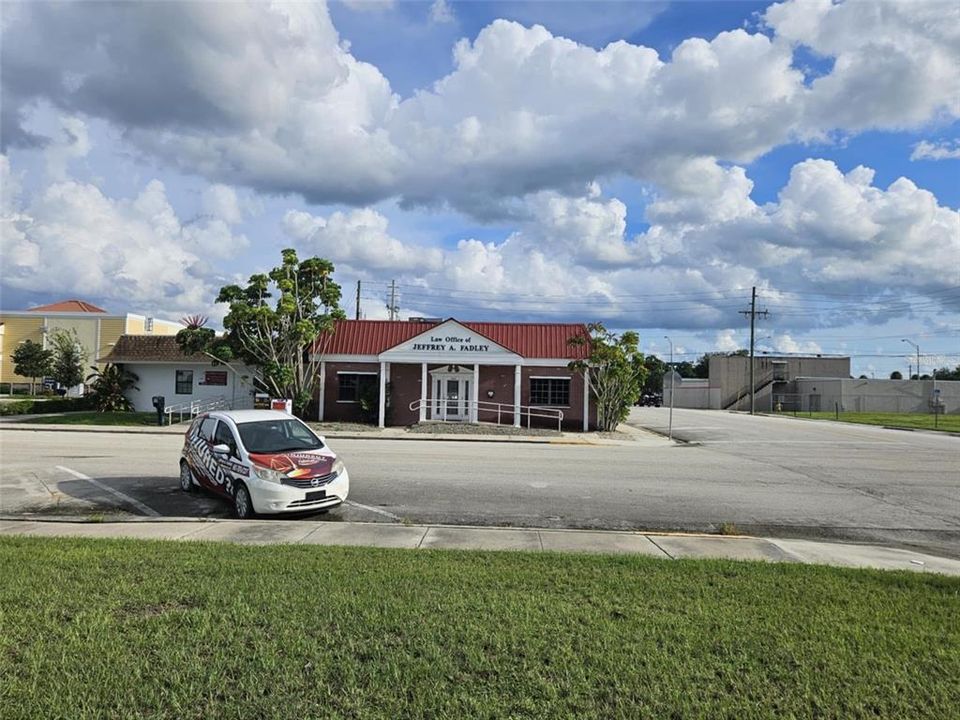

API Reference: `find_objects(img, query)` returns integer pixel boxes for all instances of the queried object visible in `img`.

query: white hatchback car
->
[179,409,350,518]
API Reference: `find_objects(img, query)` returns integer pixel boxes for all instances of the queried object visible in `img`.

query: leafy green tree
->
[673,360,697,378]
[569,324,648,432]
[640,355,666,396]
[933,365,960,381]
[692,354,711,379]
[175,315,217,355]
[203,249,345,416]
[890,371,903,380]
[86,364,140,412]
[49,329,88,390]
[11,339,53,394]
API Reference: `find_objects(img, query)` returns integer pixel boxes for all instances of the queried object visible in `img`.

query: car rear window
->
[237,419,324,454]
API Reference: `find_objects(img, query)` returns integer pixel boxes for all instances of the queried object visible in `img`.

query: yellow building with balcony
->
[0,299,181,390]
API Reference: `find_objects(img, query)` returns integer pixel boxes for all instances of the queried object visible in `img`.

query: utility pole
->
[386,280,399,321]
[664,336,674,440]
[355,280,361,321]
[739,286,769,415]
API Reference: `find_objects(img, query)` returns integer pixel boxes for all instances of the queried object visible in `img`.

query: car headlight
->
[253,464,286,484]
[332,458,345,477]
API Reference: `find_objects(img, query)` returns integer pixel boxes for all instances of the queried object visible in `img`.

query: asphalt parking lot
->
[1,409,958,557]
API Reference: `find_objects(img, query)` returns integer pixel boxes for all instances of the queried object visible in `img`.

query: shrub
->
[86,364,139,412]
[0,400,35,416]
[0,397,95,416]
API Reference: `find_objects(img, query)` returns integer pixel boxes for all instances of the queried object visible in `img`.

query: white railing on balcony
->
[409,398,563,432]
[164,395,229,425]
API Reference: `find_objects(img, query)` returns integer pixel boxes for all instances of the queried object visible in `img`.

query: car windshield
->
[236,419,324,454]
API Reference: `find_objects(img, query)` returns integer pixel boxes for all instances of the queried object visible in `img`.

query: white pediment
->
[379,319,520,364]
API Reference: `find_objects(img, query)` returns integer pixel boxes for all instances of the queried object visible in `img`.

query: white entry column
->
[318,361,326,421]
[419,363,427,422]
[582,367,590,432]
[472,364,479,422]
[513,364,521,427]
[378,361,387,428]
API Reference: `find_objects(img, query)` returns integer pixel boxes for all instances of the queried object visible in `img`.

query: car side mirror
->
[212,443,231,456]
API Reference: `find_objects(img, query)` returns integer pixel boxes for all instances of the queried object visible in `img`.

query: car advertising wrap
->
[185,424,236,494]
[248,450,336,479]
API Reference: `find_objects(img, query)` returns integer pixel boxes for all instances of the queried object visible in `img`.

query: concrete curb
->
[0,423,655,446]
[1,517,957,576]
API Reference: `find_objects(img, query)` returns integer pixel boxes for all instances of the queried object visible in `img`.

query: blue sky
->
[1,0,958,377]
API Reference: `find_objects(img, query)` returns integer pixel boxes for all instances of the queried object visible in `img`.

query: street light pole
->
[664,336,674,441]
[902,338,920,380]
[902,338,933,424]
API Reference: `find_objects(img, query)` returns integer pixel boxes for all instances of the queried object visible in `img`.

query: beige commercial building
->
[664,354,852,411]
[0,299,180,389]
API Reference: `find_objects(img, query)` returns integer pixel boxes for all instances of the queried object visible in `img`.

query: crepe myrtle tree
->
[49,328,89,391]
[11,339,53,394]
[569,324,648,432]
[185,249,345,416]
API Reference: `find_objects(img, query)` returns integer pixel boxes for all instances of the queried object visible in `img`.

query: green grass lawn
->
[773,411,960,433]
[2,538,958,719]
[17,411,160,426]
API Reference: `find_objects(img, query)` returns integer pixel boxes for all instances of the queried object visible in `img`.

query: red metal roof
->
[316,319,590,360]
[27,299,108,313]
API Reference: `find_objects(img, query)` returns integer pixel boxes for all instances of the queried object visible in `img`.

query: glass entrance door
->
[445,379,461,418]
[433,376,469,421]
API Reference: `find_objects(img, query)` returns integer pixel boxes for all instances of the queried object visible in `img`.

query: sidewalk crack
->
[645,535,674,559]
[416,527,429,549]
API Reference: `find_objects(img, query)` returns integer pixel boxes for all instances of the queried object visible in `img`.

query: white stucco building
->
[102,336,259,413]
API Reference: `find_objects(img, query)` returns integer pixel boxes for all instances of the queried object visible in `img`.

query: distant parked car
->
[179,409,350,519]
[639,393,663,407]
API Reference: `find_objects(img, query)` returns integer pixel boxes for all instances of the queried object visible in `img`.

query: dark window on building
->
[530,378,570,406]
[175,370,194,394]
[338,373,378,402]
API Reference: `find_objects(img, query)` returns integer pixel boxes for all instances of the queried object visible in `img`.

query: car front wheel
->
[179,461,195,493]
[234,482,254,519]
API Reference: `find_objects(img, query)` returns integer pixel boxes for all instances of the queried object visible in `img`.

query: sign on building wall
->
[411,334,494,353]
[202,370,228,386]
[382,320,517,361]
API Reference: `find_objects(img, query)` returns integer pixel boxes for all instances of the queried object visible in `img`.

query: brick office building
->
[314,318,596,431]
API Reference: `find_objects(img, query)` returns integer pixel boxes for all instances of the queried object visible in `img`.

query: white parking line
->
[344,500,400,521]
[56,465,161,517]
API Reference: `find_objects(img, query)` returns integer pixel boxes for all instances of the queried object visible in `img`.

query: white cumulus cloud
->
[910,139,960,161]
[2,1,956,216]
[0,157,246,317]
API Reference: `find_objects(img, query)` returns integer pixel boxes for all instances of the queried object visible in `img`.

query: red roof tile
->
[316,319,590,360]
[27,299,108,313]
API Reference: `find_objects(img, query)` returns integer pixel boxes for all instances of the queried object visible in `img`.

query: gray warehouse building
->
[664,354,850,411]
[664,353,957,414]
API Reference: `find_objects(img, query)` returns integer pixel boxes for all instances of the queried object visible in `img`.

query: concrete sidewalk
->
[2,518,957,575]
[0,419,664,446]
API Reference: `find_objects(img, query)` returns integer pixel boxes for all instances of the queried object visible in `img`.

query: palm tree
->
[86,364,140,412]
